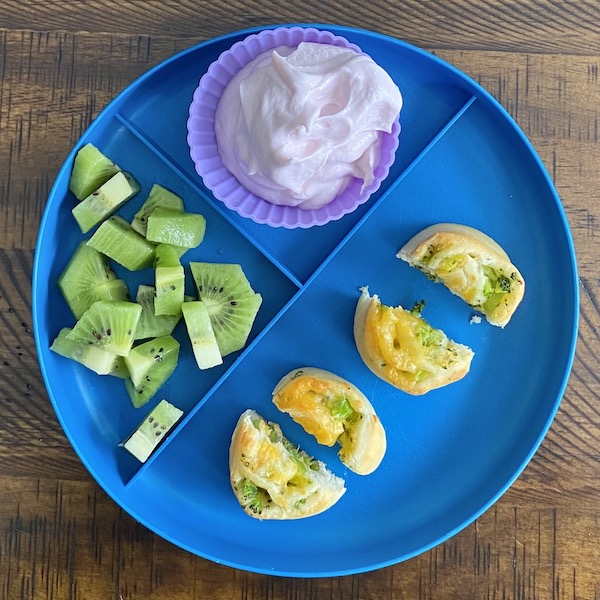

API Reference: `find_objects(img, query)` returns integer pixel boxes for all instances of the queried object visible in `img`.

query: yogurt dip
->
[214,42,403,210]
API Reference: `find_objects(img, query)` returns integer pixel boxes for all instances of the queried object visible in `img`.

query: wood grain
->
[1,0,600,54]
[1,1,600,598]
[1,481,599,599]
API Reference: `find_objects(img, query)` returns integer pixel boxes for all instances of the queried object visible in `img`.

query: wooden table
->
[1,1,599,598]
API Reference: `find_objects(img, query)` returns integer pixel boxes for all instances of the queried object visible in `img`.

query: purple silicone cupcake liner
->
[187,26,401,229]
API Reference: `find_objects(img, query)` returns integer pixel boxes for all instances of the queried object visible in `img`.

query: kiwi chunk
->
[146,207,206,249]
[69,143,121,201]
[134,285,182,340]
[58,242,129,319]
[189,262,262,357]
[72,171,140,233]
[182,301,223,369]
[109,358,129,379]
[51,327,126,376]
[154,244,185,316]
[87,215,155,271]
[124,335,179,387]
[125,337,180,408]
[131,184,184,237]
[66,300,142,357]
[154,244,183,268]
[155,265,185,317]
[97,278,130,302]
[121,399,183,462]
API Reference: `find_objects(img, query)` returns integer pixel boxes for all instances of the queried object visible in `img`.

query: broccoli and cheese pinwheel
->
[272,367,386,475]
[229,409,346,520]
[397,223,525,328]
[353,287,474,395]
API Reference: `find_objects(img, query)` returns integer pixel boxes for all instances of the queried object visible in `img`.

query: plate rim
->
[32,22,580,577]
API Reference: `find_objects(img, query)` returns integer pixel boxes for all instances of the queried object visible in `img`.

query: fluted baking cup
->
[187,26,400,228]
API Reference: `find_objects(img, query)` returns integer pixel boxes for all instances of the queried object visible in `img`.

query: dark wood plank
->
[0,246,87,479]
[434,50,600,282]
[1,0,600,54]
[0,474,599,598]
[0,31,189,251]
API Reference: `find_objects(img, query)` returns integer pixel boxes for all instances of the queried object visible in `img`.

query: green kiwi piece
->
[134,285,182,340]
[95,278,130,302]
[146,207,206,249]
[124,335,179,387]
[68,143,121,201]
[155,265,185,317]
[50,327,126,376]
[154,244,185,316]
[109,357,129,379]
[154,244,183,268]
[62,277,130,321]
[131,184,184,237]
[66,300,142,357]
[58,242,127,319]
[72,171,140,233]
[125,338,180,408]
[121,399,183,462]
[189,262,262,357]
[181,301,223,369]
[155,242,189,263]
[87,215,155,271]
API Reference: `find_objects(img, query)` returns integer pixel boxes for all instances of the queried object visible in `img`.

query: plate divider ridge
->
[122,278,310,489]
[121,94,477,489]
[280,95,478,292]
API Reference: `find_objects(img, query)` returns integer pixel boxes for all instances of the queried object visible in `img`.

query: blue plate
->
[32,25,579,577]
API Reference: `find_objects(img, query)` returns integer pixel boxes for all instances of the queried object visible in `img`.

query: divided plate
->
[32,25,579,577]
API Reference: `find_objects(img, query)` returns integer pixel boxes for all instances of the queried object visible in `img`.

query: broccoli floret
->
[238,478,270,515]
[410,299,426,316]
[325,395,359,423]
[482,266,512,313]
[281,438,317,474]
[413,369,430,383]
[417,321,444,347]
[482,265,512,296]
